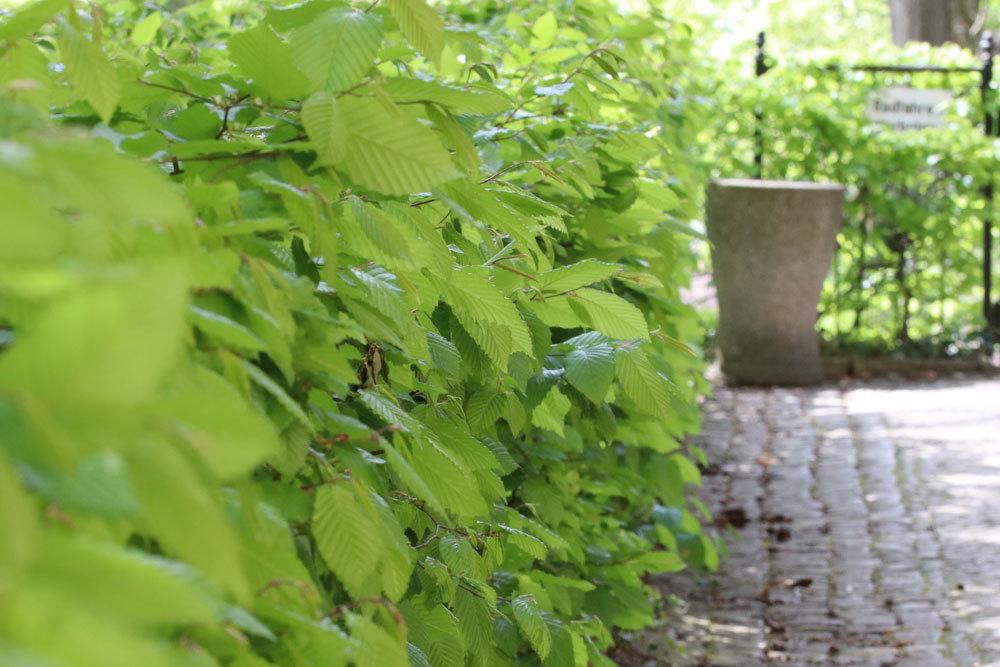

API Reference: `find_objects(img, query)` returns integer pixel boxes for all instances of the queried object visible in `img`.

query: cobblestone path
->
[631,377,1000,666]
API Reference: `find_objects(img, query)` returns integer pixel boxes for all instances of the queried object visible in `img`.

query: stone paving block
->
[893,650,949,667]
[629,379,1000,666]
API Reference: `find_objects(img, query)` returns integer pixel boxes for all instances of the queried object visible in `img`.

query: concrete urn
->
[705,179,844,385]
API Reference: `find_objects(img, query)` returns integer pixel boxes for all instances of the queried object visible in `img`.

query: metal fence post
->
[753,31,767,179]
[980,32,996,329]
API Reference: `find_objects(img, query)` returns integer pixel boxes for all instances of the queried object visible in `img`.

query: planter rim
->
[709,178,844,192]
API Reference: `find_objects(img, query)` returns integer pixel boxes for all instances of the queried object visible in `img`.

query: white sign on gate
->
[867,86,952,130]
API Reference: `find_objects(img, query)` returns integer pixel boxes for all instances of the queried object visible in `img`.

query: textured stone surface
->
[623,376,1000,666]
[705,179,843,385]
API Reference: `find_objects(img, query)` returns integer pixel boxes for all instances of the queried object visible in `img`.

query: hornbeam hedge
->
[0,1,710,665]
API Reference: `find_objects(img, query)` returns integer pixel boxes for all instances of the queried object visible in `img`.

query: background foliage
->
[686,0,891,59]
[0,0,710,665]
[677,0,1000,356]
[701,39,998,354]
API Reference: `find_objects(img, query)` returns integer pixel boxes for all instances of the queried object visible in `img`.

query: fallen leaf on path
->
[755,453,778,467]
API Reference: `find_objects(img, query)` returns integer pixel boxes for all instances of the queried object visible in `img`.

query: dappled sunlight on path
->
[624,377,1000,666]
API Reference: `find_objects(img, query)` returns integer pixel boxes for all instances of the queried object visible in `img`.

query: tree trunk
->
[889,0,980,48]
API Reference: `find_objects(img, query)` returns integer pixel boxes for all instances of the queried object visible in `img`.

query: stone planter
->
[706,179,844,385]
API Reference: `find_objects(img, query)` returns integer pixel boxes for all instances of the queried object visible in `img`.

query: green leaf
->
[0,455,37,587]
[401,601,465,667]
[32,533,216,626]
[384,78,512,114]
[386,0,444,68]
[590,52,620,80]
[617,271,664,289]
[358,389,420,433]
[637,180,680,211]
[312,483,382,596]
[501,525,548,560]
[302,91,345,166]
[544,622,579,667]
[58,23,120,123]
[344,199,416,269]
[563,334,614,404]
[427,332,463,379]
[567,288,648,341]
[158,364,280,479]
[408,436,488,519]
[163,103,221,140]
[384,442,447,518]
[347,614,409,667]
[243,360,314,433]
[615,346,677,418]
[454,588,494,657]
[511,595,551,660]
[190,305,267,352]
[29,451,137,516]
[0,0,65,42]
[421,605,465,667]
[530,11,558,49]
[128,441,249,601]
[520,478,564,525]
[351,266,410,323]
[630,550,685,574]
[427,106,480,172]
[453,315,513,369]
[229,23,309,99]
[201,218,290,239]
[423,409,500,473]
[483,438,519,475]
[408,643,432,667]
[530,386,571,436]
[372,493,415,600]
[465,389,508,432]
[538,260,621,294]
[437,533,482,578]
[290,8,381,93]
[435,266,524,329]
[0,267,186,407]
[129,12,162,46]
[337,96,458,194]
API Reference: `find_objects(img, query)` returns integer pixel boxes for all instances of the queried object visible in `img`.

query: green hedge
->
[0,1,710,665]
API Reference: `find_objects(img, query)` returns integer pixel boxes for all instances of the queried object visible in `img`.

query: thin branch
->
[216,94,250,139]
[216,106,230,139]
[413,524,442,550]
[415,560,510,605]
[480,161,531,184]
[161,150,274,164]
[159,149,289,165]
[327,596,404,630]
[560,45,610,85]
[494,262,537,281]
[484,241,517,266]
[337,78,374,99]
[137,79,214,104]
[256,578,316,606]
[300,477,345,494]
[494,43,610,127]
